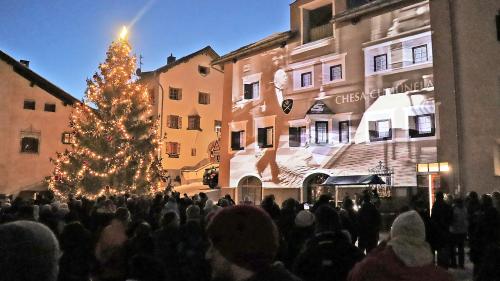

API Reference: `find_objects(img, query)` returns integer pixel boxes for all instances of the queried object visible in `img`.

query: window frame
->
[315,121,329,144]
[23,100,36,110]
[231,130,245,151]
[187,115,201,131]
[169,87,182,100]
[20,137,39,154]
[374,54,388,72]
[289,126,307,147]
[409,114,435,138]
[243,81,260,100]
[257,126,274,148]
[61,132,75,144]
[166,142,180,158]
[44,103,56,112]
[167,115,182,129]
[339,121,350,143]
[369,119,393,142]
[329,64,342,81]
[198,65,210,76]
[214,120,222,134]
[198,92,210,105]
[301,72,313,88]
[412,44,428,64]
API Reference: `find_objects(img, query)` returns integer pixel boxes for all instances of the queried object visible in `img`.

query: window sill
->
[168,154,180,158]
[322,78,345,86]
[187,128,203,131]
[292,36,334,56]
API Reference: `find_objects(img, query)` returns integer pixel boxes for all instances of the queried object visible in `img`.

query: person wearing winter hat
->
[347,210,453,281]
[206,205,301,281]
[284,210,316,268]
[0,220,60,281]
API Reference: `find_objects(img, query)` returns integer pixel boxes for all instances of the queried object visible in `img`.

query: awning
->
[322,174,385,186]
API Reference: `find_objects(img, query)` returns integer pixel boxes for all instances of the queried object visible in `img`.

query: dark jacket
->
[293,231,364,281]
[245,262,302,281]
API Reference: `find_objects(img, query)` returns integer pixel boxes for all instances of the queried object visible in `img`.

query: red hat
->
[206,205,279,272]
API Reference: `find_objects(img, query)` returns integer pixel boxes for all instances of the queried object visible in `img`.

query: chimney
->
[19,60,30,68]
[167,53,176,65]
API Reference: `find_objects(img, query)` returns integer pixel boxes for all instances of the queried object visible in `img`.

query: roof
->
[154,46,219,74]
[0,50,79,105]
[212,31,295,65]
[322,174,386,186]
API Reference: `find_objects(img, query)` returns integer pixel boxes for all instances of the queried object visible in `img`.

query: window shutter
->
[178,89,182,100]
[408,116,417,138]
[257,128,266,148]
[289,127,299,147]
[253,82,259,98]
[244,84,253,99]
[207,94,211,104]
[368,121,377,141]
[178,116,182,129]
[231,131,240,150]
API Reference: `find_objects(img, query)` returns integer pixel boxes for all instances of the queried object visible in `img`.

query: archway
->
[237,176,263,205]
[302,173,330,203]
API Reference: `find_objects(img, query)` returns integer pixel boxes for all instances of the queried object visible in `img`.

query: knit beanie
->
[186,204,201,221]
[390,210,425,240]
[0,221,60,281]
[206,205,279,272]
[295,210,315,228]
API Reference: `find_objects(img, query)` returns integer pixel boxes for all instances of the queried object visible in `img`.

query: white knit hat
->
[390,210,425,240]
[295,210,315,227]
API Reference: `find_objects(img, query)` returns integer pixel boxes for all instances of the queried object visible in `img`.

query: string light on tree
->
[48,26,167,198]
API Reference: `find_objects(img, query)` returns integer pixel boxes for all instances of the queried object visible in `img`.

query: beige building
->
[142,46,224,185]
[0,51,78,195]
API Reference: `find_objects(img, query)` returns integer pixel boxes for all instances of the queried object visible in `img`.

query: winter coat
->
[293,231,364,281]
[347,244,453,281]
[430,200,453,248]
[357,202,381,240]
[450,206,468,234]
[245,262,302,281]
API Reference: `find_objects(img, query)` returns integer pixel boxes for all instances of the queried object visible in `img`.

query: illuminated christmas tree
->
[48,27,167,198]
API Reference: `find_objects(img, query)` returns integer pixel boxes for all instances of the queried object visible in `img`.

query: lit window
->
[166,142,180,158]
[374,54,387,72]
[409,114,435,138]
[199,92,210,105]
[330,65,342,81]
[301,72,312,87]
[169,87,182,100]
[244,81,259,99]
[231,131,244,151]
[44,103,56,112]
[413,45,428,63]
[24,100,35,110]
[167,115,182,129]
[369,119,392,141]
[21,137,39,153]
[257,127,274,148]
[188,115,201,130]
[62,132,75,144]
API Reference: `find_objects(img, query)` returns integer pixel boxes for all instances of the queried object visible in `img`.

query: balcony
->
[307,23,333,43]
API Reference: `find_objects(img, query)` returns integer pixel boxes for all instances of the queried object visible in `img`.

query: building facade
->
[0,51,78,195]
[214,0,442,204]
[143,46,224,185]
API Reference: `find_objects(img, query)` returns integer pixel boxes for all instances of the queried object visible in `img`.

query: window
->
[21,137,39,153]
[257,127,274,148]
[409,114,435,138]
[214,120,222,134]
[330,65,342,81]
[191,148,197,156]
[166,142,180,158]
[199,92,210,105]
[231,131,244,151]
[289,126,307,147]
[44,103,56,112]
[244,81,259,99]
[412,45,428,63]
[24,100,35,110]
[339,121,349,143]
[167,115,182,129]
[301,72,312,87]
[374,54,387,72]
[304,4,333,43]
[315,121,328,144]
[198,66,210,76]
[188,115,201,130]
[369,119,392,141]
[347,0,372,9]
[169,87,182,100]
[62,132,75,144]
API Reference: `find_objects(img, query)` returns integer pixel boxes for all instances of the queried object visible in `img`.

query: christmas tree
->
[48,27,167,198]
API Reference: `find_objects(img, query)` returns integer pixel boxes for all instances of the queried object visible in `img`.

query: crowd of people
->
[0,189,499,281]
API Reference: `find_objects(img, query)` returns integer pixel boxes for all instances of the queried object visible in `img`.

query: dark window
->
[167,115,182,129]
[21,137,39,153]
[198,65,210,76]
[305,4,333,43]
[169,87,182,100]
[199,92,210,105]
[412,45,428,63]
[257,127,274,148]
[44,103,56,112]
[214,120,222,133]
[289,126,307,147]
[166,142,180,158]
[24,100,35,110]
[330,65,342,81]
[244,81,259,99]
[369,119,392,141]
[188,115,201,130]
[191,148,197,156]
[339,121,349,143]
[347,0,372,9]
[315,121,328,144]
[409,114,435,138]
[231,131,244,151]
[374,54,387,72]
[61,132,75,144]
[301,72,313,87]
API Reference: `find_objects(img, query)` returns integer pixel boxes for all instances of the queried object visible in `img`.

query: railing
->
[308,23,333,43]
